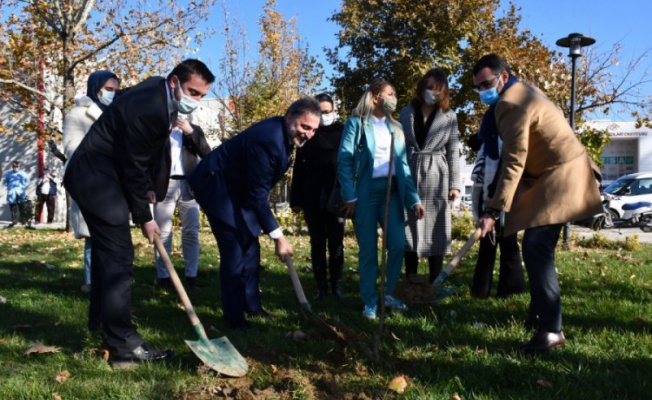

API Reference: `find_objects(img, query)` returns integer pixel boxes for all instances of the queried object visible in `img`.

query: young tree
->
[213,0,323,138]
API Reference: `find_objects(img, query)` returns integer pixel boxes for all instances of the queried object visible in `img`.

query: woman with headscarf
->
[63,70,120,329]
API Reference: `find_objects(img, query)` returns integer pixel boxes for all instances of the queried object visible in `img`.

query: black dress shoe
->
[157,278,171,289]
[230,320,253,331]
[521,331,566,353]
[110,343,173,369]
[246,309,270,318]
[185,277,200,291]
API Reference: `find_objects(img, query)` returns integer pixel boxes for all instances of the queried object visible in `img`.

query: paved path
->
[570,224,652,244]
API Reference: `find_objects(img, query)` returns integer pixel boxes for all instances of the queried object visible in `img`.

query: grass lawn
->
[0,226,651,399]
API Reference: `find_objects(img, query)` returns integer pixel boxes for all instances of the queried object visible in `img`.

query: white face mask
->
[424,89,438,105]
[320,113,335,126]
[98,89,115,106]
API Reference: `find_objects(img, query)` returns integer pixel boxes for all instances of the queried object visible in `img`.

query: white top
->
[371,115,395,178]
[169,128,184,175]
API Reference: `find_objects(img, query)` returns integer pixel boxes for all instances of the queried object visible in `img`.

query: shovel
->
[431,227,482,301]
[285,256,350,344]
[154,235,248,377]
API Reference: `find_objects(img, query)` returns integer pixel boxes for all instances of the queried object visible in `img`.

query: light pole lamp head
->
[556,33,596,58]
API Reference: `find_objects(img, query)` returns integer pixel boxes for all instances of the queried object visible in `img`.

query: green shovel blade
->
[185,336,248,377]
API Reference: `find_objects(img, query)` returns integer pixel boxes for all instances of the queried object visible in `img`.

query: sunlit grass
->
[0,227,650,399]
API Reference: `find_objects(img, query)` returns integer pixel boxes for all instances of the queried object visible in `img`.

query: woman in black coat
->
[290,93,345,300]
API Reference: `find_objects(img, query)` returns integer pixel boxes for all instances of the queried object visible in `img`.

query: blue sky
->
[196,0,651,118]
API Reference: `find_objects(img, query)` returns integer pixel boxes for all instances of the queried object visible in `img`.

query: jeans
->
[522,224,564,332]
[83,238,92,285]
[153,179,200,279]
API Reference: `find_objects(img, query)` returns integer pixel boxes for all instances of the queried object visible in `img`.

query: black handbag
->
[326,180,345,217]
[327,124,366,217]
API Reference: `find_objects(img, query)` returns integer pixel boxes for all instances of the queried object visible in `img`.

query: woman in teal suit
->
[338,78,426,320]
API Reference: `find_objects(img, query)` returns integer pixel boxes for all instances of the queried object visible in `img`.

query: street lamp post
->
[556,32,596,248]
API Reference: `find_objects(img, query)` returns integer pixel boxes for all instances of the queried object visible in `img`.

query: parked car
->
[602,171,652,220]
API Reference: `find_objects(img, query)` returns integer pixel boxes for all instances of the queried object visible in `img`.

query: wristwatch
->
[486,207,501,221]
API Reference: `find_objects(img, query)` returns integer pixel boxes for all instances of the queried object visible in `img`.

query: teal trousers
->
[354,177,405,307]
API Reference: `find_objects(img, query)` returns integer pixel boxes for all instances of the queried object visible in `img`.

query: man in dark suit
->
[64,59,214,368]
[189,98,321,330]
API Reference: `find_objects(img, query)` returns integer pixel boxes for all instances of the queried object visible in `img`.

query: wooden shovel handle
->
[442,227,482,276]
[285,256,310,309]
[154,235,202,329]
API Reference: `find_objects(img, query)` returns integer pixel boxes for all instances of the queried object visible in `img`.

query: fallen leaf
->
[291,330,307,341]
[52,393,62,400]
[25,343,61,355]
[388,375,409,393]
[271,364,278,374]
[176,303,186,311]
[93,348,110,361]
[390,331,401,341]
[452,396,461,400]
[55,370,70,384]
[537,379,553,388]
[0,295,6,304]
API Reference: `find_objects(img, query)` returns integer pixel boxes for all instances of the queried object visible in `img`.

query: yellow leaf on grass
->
[25,343,61,355]
[52,393,62,400]
[55,370,70,384]
[271,364,278,374]
[388,375,409,393]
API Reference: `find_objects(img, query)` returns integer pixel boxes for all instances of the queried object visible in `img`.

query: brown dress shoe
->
[521,331,566,353]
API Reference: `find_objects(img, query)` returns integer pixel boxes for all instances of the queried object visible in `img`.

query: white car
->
[602,171,652,220]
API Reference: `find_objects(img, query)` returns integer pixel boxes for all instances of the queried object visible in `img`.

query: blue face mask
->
[479,87,500,105]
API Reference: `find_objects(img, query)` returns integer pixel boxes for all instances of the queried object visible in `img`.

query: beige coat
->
[489,81,602,236]
[62,96,103,238]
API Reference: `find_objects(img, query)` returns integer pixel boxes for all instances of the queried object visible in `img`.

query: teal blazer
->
[338,116,420,212]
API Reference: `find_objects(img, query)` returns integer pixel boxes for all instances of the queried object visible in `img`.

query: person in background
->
[34,167,58,224]
[473,54,602,353]
[3,160,30,228]
[399,68,461,283]
[338,78,425,320]
[290,93,345,300]
[64,59,214,367]
[153,113,212,291]
[190,98,321,330]
[467,132,525,299]
[63,70,120,295]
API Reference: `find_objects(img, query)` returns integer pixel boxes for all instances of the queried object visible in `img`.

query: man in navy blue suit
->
[190,98,321,330]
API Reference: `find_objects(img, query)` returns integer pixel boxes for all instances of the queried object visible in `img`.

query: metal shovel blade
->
[185,335,248,377]
[154,235,248,377]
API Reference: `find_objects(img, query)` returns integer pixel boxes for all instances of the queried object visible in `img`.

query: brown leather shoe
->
[521,331,566,353]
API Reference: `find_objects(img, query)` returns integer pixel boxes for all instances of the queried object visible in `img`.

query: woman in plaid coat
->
[399,68,461,283]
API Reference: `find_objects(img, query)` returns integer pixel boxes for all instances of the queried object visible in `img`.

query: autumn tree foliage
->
[0,0,216,146]
[327,0,650,164]
[215,0,323,137]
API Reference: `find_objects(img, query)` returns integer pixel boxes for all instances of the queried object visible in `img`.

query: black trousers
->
[81,208,143,354]
[303,210,344,291]
[471,232,525,299]
[207,215,262,326]
[35,194,56,223]
[522,224,564,332]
